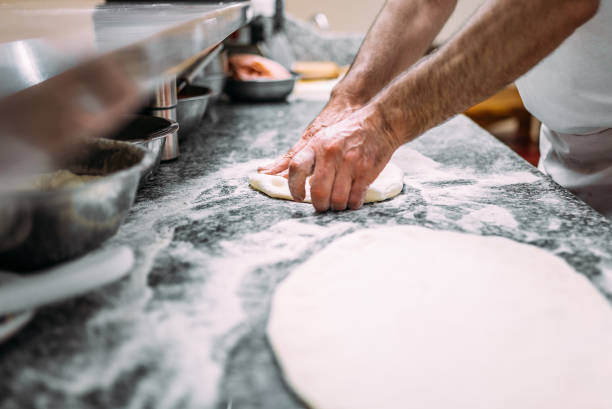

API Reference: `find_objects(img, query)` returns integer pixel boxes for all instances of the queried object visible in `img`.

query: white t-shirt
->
[516,0,612,135]
[515,1,612,218]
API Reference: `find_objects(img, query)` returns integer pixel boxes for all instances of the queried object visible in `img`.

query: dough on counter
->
[267,226,612,409]
[249,162,404,204]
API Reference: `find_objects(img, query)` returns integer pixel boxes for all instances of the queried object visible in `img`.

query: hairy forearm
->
[332,0,457,106]
[373,0,599,145]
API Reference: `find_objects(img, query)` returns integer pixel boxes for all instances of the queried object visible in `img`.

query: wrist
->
[370,75,425,147]
[362,101,405,151]
[330,81,372,108]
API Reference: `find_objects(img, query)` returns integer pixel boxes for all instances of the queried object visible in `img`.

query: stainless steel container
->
[225,73,299,102]
[111,115,177,182]
[176,85,214,136]
[0,139,153,272]
[194,75,226,100]
[193,47,228,102]
[146,78,180,161]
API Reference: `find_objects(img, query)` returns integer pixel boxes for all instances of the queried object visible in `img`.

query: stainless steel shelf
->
[0,1,251,97]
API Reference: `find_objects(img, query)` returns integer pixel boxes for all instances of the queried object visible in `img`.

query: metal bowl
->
[224,73,300,102]
[176,85,214,136]
[112,115,176,181]
[194,75,226,101]
[0,139,153,272]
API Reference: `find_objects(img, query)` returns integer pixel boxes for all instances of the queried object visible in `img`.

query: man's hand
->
[287,104,401,212]
[258,98,361,176]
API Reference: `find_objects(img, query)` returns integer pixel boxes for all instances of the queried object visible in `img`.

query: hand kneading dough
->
[267,226,612,409]
[249,162,403,203]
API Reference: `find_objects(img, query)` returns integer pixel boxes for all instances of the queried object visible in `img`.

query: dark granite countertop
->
[1,100,611,409]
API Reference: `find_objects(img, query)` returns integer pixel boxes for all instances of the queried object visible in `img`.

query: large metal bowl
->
[225,73,300,102]
[0,138,153,272]
[176,85,214,136]
[112,115,176,182]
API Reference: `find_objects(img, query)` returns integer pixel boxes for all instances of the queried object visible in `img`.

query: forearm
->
[332,0,457,106]
[373,0,599,146]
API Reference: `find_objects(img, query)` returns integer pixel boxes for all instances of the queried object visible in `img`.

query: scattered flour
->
[458,205,519,230]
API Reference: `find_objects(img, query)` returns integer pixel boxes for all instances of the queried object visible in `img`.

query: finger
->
[309,156,336,212]
[260,118,323,174]
[259,156,291,175]
[288,147,315,202]
[330,166,352,211]
[348,179,369,210]
[259,139,309,175]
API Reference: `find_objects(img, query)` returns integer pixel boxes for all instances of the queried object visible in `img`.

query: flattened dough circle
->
[267,226,612,409]
[249,162,404,203]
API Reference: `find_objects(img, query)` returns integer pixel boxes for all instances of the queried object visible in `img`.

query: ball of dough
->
[249,162,404,204]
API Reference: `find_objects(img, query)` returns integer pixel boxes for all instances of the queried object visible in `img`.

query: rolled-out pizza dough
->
[249,162,404,204]
[267,226,612,409]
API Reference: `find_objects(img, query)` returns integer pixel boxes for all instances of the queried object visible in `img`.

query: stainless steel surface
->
[178,44,224,93]
[146,108,180,161]
[204,48,229,77]
[112,115,178,180]
[0,246,134,316]
[177,85,214,136]
[0,1,251,98]
[0,310,34,343]
[225,73,299,102]
[0,138,153,272]
[194,48,229,100]
[196,75,227,100]
[149,77,177,109]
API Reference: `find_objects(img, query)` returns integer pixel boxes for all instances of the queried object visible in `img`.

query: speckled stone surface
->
[1,100,611,409]
[284,16,364,65]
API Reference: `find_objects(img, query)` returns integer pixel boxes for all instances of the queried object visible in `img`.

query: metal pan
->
[177,85,214,136]
[111,115,176,181]
[225,73,300,102]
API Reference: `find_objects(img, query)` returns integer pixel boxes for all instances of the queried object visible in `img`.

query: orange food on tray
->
[228,54,291,81]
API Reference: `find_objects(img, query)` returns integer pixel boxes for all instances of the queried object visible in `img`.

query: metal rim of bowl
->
[129,122,179,144]
[178,85,215,102]
[225,72,301,84]
[3,141,155,200]
[118,115,179,143]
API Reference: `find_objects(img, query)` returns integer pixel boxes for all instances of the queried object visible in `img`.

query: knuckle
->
[343,150,360,164]
[352,159,370,174]
[323,142,342,157]
[288,160,301,173]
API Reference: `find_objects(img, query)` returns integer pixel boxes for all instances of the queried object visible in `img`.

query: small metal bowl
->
[194,75,226,101]
[177,85,214,136]
[112,115,176,181]
[225,73,300,102]
[0,139,153,272]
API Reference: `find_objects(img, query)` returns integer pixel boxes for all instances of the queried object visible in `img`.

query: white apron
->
[539,125,612,218]
[516,0,612,218]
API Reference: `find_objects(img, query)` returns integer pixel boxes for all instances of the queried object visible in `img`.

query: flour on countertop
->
[3,102,611,409]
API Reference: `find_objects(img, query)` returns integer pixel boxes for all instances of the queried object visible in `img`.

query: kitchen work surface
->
[1,100,611,408]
